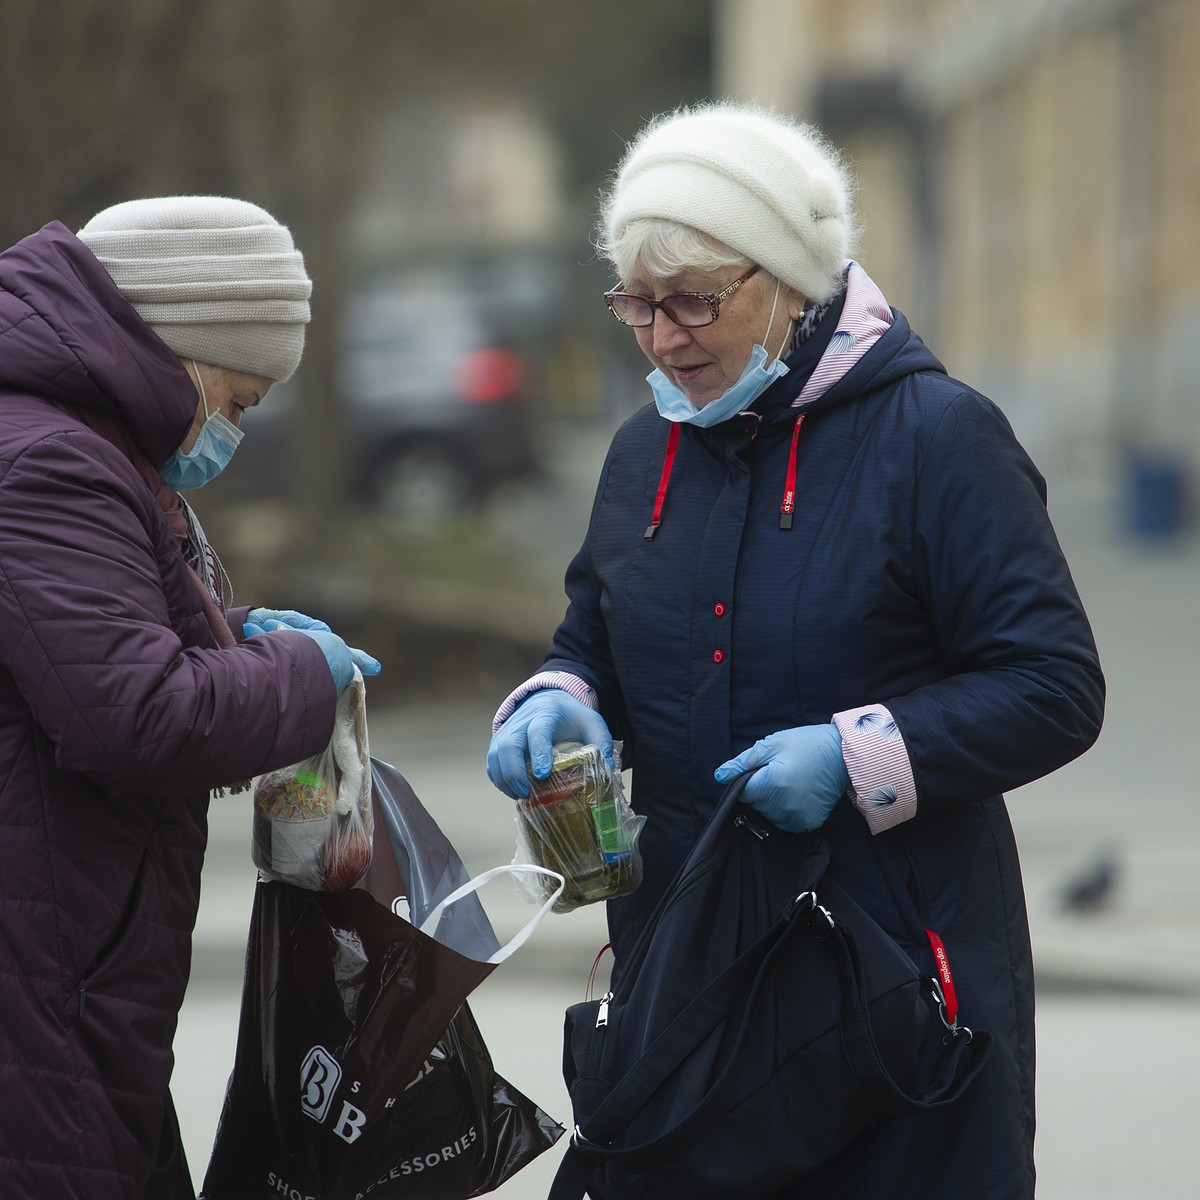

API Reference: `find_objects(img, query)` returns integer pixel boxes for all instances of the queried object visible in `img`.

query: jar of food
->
[517,742,639,912]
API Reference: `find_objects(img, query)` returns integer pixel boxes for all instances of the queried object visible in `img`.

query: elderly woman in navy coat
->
[0,197,379,1200]
[487,102,1104,1198]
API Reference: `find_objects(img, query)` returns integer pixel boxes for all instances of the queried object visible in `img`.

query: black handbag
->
[550,775,991,1200]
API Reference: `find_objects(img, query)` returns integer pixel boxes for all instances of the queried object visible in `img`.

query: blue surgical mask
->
[649,279,792,427]
[159,361,244,491]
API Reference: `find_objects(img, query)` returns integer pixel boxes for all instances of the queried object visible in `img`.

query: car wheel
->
[370,447,474,523]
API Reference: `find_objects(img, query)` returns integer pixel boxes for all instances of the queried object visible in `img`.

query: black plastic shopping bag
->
[201,758,564,1199]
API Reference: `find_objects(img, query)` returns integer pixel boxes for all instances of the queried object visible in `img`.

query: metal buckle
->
[927,975,972,1041]
[571,1125,605,1151]
[794,890,835,939]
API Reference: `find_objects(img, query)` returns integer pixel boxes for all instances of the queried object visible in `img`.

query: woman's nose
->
[650,308,690,355]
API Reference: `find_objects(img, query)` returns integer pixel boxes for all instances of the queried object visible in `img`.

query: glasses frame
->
[604,265,761,329]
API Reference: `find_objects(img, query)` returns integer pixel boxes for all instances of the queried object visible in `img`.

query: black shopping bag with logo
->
[201,758,564,1200]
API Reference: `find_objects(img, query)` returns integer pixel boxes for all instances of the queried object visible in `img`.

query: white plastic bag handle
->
[416,864,566,964]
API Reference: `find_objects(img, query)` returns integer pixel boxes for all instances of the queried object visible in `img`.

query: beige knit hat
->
[78,196,312,381]
[601,102,856,304]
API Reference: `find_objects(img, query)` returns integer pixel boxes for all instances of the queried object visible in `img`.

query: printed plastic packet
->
[252,669,372,891]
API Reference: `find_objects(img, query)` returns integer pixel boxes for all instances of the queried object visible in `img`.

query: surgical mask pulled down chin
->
[648,279,791,428]
[159,361,244,490]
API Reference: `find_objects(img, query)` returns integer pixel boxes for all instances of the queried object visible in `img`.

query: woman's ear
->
[786,289,810,322]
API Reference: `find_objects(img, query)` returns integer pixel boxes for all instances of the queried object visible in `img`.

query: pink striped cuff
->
[491,671,600,732]
[832,704,918,833]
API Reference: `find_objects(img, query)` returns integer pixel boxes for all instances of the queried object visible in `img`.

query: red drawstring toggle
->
[924,928,960,1030]
[780,413,805,530]
[645,422,681,540]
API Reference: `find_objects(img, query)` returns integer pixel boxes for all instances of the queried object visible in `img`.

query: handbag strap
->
[549,900,803,1198]
[831,915,989,1114]
[585,890,824,1160]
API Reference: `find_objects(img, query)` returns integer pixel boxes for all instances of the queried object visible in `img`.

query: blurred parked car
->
[222,275,543,521]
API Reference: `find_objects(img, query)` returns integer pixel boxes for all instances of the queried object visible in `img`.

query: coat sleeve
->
[0,431,336,797]
[539,444,635,750]
[886,390,1105,813]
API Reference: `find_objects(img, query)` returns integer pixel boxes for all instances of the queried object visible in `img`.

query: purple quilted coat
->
[0,223,338,1198]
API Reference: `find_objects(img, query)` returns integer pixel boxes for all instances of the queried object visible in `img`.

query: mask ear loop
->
[774,317,794,362]
[186,358,212,421]
[759,277,794,364]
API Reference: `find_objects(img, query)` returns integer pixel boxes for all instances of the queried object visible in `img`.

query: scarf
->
[67,409,237,649]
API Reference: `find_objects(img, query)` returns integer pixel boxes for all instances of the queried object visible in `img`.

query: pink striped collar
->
[792,261,893,408]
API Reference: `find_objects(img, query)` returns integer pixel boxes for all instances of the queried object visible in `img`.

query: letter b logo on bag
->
[300,1046,342,1124]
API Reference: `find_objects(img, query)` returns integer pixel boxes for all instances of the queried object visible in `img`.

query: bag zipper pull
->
[925,927,965,1036]
[734,813,769,840]
[595,991,613,1028]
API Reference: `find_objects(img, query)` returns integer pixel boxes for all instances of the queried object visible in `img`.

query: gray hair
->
[600,218,752,287]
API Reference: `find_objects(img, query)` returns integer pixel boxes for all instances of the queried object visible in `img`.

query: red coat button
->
[714,602,727,617]
[713,649,725,664]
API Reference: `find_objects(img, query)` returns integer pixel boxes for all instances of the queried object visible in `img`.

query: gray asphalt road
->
[177,446,1200,1198]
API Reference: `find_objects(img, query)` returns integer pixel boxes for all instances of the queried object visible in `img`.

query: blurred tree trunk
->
[0,0,405,559]
[215,1,376,556]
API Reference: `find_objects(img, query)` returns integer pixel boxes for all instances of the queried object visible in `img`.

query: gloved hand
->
[249,620,381,694]
[486,689,614,799]
[243,607,332,637]
[714,724,850,834]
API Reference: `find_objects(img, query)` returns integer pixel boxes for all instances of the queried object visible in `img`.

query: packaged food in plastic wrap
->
[252,668,372,891]
[514,740,644,913]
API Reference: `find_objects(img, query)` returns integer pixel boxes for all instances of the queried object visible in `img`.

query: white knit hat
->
[602,102,856,303]
[77,196,312,381]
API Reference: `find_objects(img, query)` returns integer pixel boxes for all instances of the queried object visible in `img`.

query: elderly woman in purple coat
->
[487,102,1104,1198]
[0,196,379,1200]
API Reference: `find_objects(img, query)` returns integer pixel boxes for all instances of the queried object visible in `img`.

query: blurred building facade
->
[352,97,568,259]
[715,0,1200,489]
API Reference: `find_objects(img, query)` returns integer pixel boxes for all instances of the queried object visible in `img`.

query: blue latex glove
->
[486,689,614,799]
[250,620,381,693]
[714,724,850,834]
[243,607,332,638]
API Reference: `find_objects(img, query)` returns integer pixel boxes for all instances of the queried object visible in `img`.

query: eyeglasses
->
[604,265,760,329]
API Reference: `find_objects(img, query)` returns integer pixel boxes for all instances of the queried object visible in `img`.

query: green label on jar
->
[592,796,629,863]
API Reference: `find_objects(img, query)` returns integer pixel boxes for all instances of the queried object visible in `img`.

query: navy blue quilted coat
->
[541,297,1104,1197]
[0,223,337,1199]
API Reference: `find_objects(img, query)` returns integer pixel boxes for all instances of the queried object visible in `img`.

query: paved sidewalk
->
[1005,475,1200,999]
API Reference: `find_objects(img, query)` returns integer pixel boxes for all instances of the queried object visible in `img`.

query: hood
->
[723,309,946,439]
[800,309,947,415]
[0,221,195,467]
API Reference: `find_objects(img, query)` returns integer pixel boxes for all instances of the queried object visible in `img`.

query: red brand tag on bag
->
[924,928,958,1028]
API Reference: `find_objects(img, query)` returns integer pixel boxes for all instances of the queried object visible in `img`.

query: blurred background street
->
[5,1,1200,1197]
[177,423,1200,1200]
